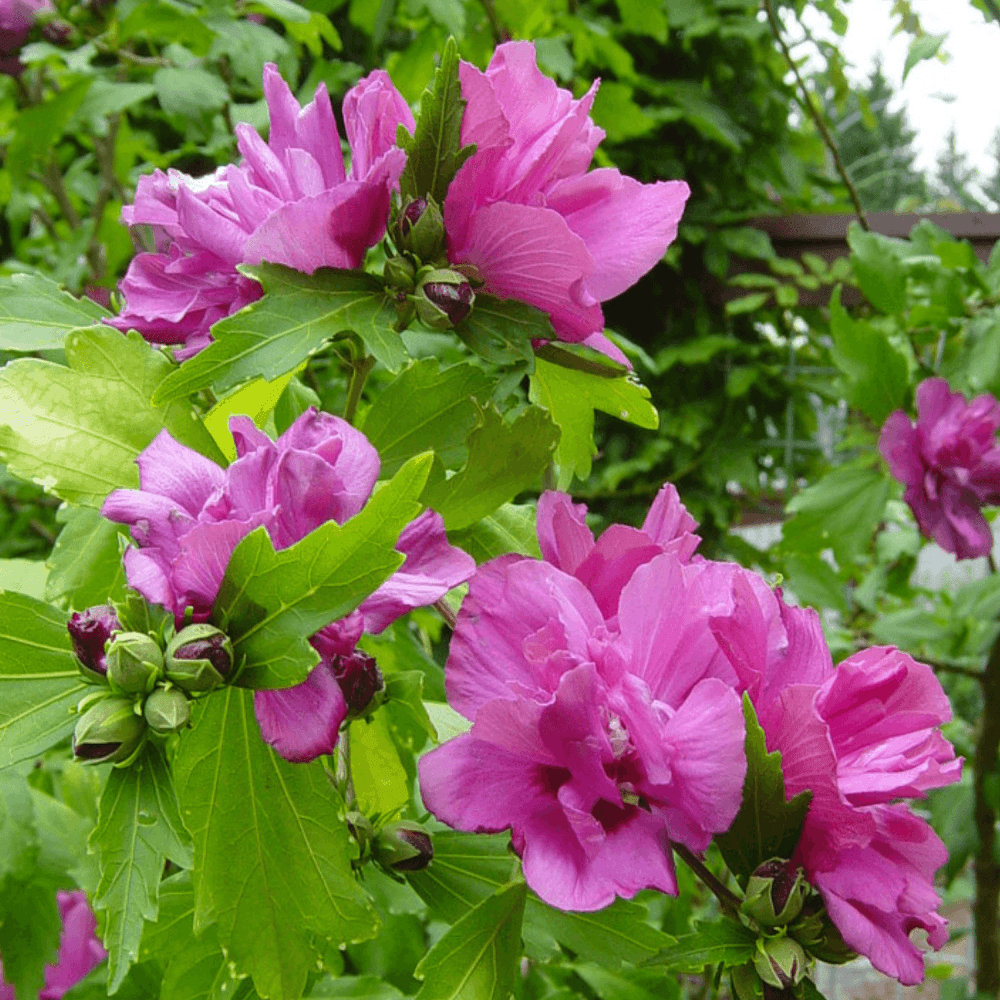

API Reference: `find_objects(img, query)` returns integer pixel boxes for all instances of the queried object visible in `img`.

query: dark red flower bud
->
[165,624,233,691]
[68,605,121,680]
[374,821,434,872]
[400,198,428,237]
[424,281,474,326]
[332,650,384,720]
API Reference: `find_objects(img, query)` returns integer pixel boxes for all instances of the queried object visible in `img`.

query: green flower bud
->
[753,937,809,990]
[742,859,808,927]
[731,962,764,1000]
[73,696,146,765]
[414,268,475,330]
[165,624,233,692]
[144,687,192,734]
[384,255,417,292]
[106,632,163,695]
[788,896,857,965]
[373,821,434,872]
[396,197,445,262]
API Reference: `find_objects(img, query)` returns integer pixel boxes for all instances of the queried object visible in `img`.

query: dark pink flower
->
[420,541,746,911]
[0,890,106,999]
[444,42,690,364]
[102,409,473,762]
[880,377,1000,559]
[0,0,51,75]
[109,64,414,357]
[711,576,962,985]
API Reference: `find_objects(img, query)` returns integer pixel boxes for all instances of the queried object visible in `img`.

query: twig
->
[672,842,741,919]
[434,598,457,630]
[31,207,58,239]
[85,113,121,280]
[101,45,171,68]
[41,159,81,228]
[335,731,356,808]
[762,0,870,232]
[924,660,984,681]
[478,0,508,42]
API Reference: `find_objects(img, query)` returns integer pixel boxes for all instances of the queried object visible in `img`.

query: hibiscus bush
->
[0,1,996,999]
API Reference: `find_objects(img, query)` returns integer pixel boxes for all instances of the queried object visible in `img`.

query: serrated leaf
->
[398,37,475,206]
[0,592,88,769]
[0,328,223,506]
[173,687,378,1000]
[828,289,908,424]
[406,832,673,968]
[89,742,193,993]
[213,453,433,689]
[421,405,559,531]
[414,881,526,1000]
[846,224,908,315]
[361,359,497,477]
[453,296,546,367]
[45,506,129,609]
[0,274,109,351]
[529,357,657,488]
[350,711,409,816]
[448,503,541,563]
[644,919,758,972]
[153,266,406,406]
[715,696,811,883]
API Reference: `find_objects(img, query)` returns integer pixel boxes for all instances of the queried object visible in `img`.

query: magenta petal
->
[254,663,348,762]
[536,490,594,574]
[574,525,663,621]
[449,201,604,343]
[360,510,475,633]
[445,557,604,718]
[37,891,105,1000]
[172,519,257,613]
[135,430,226,514]
[547,171,691,301]
[122,548,177,614]
[344,69,415,182]
[641,483,700,556]
[878,410,921,486]
[244,183,390,273]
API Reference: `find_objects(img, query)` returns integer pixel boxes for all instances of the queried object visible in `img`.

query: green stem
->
[344,355,375,426]
[336,730,356,808]
[672,842,741,919]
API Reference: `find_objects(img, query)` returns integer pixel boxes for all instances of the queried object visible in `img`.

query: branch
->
[672,842,742,919]
[434,598,457,631]
[85,113,121,280]
[478,0,508,42]
[924,659,984,681]
[762,0,870,231]
[41,159,81,228]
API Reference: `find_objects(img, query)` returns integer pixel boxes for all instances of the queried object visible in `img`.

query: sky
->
[803,0,1000,190]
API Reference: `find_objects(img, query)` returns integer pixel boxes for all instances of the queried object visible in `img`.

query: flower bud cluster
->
[346,811,434,875]
[382,196,480,331]
[731,859,856,1000]
[68,607,236,766]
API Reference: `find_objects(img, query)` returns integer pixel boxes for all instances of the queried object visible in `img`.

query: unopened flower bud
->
[397,197,445,262]
[753,937,808,990]
[730,962,763,1000]
[144,687,191,734]
[106,632,163,694]
[373,821,434,872]
[789,896,856,965]
[384,255,417,292]
[332,650,384,721]
[68,605,120,681]
[415,269,475,330]
[165,624,233,692]
[743,859,808,927]
[40,20,72,45]
[73,696,146,765]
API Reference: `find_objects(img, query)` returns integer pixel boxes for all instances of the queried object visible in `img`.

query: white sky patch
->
[801,0,1000,185]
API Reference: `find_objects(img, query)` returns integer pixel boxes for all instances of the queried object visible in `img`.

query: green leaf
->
[829,290,909,424]
[725,292,770,315]
[397,37,475,206]
[89,742,193,993]
[361,360,497,477]
[382,670,437,749]
[591,82,655,142]
[783,465,891,565]
[903,32,946,81]
[308,976,405,1000]
[0,273,110,352]
[453,296,546,367]
[213,453,433,689]
[153,266,406,405]
[0,592,88,769]
[45,506,129,609]
[715,695,811,883]
[448,503,542,563]
[407,832,673,968]
[0,328,223,507]
[421,405,559,531]
[413,881,527,1000]
[0,773,38,884]
[529,357,657,487]
[6,79,93,180]
[846,224,908,315]
[0,875,63,999]
[173,688,378,1000]
[644,919,758,972]
[349,712,410,816]
[72,81,158,131]
[153,67,229,120]
[0,559,48,600]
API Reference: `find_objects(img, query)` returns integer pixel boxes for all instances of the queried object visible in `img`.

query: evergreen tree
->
[824,59,929,212]
[982,128,1000,210]
[935,126,986,210]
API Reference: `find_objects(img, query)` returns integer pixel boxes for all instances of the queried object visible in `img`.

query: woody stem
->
[672,842,741,919]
